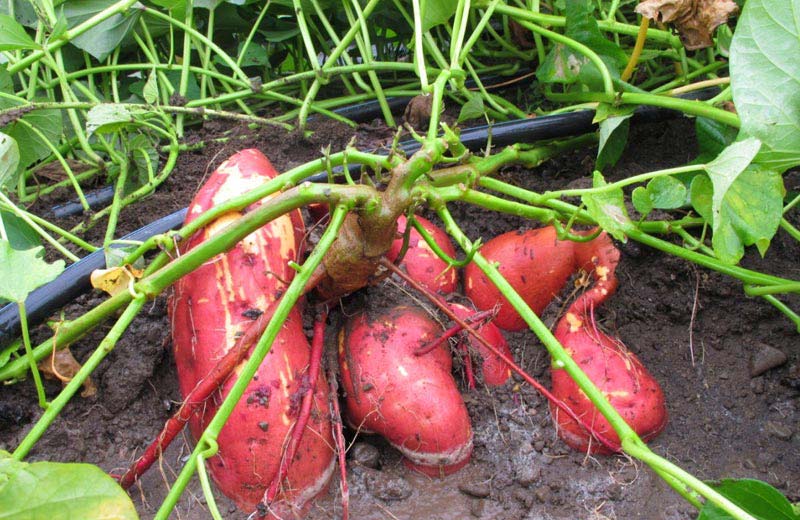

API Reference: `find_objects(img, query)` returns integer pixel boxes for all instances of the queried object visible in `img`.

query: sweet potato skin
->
[448,302,512,386]
[338,306,473,476]
[465,227,576,331]
[549,310,667,454]
[386,215,458,295]
[169,149,334,514]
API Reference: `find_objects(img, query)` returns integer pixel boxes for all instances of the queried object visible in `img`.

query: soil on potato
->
[1,116,798,520]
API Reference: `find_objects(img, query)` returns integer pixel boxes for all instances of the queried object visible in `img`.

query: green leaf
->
[697,478,800,520]
[62,0,143,61]
[647,175,687,209]
[562,0,626,67]
[0,1,37,28]
[1,210,40,251]
[631,186,653,217]
[705,137,762,226]
[237,41,271,67]
[0,451,138,519]
[1,108,64,171]
[537,0,625,86]
[714,164,784,262]
[126,133,158,193]
[0,13,38,51]
[729,0,800,171]
[0,65,12,93]
[457,92,485,123]
[596,114,631,170]
[582,171,632,241]
[86,104,134,136]
[142,69,158,104]
[422,0,456,32]
[0,241,64,303]
[0,131,19,188]
[696,117,739,162]
[690,173,713,220]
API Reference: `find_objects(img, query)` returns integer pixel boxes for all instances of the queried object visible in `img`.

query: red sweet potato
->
[448,302,513,386]
[169,149,334,515]
[338,306,473,476]
[386,215,458,295]
[550,308,667,454]
[464,227,577,331]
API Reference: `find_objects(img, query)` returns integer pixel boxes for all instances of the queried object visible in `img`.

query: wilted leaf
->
[90,265,142,297]
[0,131,19,188]
[404,94,433,131]
[730,0,800,171]
[0,451,138,519]
[636,0,739,50]
[0,241,65,303]
[582,171,632,241]
[86,104,134,136]
[38,347,97,397]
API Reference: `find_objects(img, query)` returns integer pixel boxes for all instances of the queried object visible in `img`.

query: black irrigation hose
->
[0,89,717,349]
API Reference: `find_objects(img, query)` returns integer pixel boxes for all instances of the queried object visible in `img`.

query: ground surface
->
[0,116,798,520]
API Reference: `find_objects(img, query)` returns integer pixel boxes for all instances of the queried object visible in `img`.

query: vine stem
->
[435,207,756,520]
[153,204,350,519]
[14,296,147,459]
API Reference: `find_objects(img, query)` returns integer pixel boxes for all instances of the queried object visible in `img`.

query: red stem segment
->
[117,309,272,490]
[264,309,328,504]
[328,367,350,520]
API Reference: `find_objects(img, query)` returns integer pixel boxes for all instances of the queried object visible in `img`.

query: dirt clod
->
[750,343,788,377]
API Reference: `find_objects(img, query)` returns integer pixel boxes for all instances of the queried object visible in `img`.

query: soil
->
[1,116,798,520]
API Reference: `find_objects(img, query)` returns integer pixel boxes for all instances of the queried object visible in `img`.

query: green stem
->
[543,164,704,199]
[0,193,81,262]
[154,204,350,519]
[141,6,251,85]
[13,297,146,460]
[18,301,47,409]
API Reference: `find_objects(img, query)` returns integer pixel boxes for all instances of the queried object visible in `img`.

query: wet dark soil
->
[1,117,798,520]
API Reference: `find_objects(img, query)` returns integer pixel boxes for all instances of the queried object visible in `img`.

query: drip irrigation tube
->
[0,90,718,349]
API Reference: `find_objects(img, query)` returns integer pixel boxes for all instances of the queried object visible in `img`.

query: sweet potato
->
[169,149,334,515]
[549,232,665,454]
[386,215,458,295]
[448,302,512,386]
[338,306,473,476]
[549,308,667,454]
[464,227,577,331]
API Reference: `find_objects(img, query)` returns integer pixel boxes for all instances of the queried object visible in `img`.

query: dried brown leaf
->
[403,94,433,131]
[39,347,97,397]
[635,0,738,50]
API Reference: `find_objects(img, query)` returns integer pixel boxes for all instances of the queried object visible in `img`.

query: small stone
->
[367,474,411,502]
[519,442,534,455]
[350,442,380,469]
[459,481,491,498]
[742,459,756,470]
[534,485,551,503]
[515,465,541,487]
[513,489,535,508]
[750,344,788,377]
[470,498,485,518]
[765,421,794,441]
[750,377,764,394]
[533,440,545,452]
